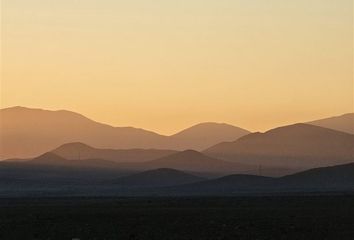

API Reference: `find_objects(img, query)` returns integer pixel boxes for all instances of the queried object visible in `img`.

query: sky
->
[1,0,353,135]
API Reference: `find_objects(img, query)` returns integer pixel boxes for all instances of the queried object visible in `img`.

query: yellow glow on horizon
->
[1,0,353,134]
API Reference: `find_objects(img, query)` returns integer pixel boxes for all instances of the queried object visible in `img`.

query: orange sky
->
[1,0,353,134]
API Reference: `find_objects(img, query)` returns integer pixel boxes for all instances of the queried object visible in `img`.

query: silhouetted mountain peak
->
[170,149,212,160]
[168,122,250,150]
[171,122,250,138]
[174,122,247,133]
[180,149,202,155]
[55,142,95,151]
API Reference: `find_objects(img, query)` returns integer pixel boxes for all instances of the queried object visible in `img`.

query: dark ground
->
[0,195,354,240]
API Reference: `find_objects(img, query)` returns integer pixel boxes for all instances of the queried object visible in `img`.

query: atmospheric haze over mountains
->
[0,106,250,159]
[2,1,353,238]
[0,106,353,196]
[1,106,353,159]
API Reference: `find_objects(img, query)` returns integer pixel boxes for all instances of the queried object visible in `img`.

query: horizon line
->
[1,105,353,136]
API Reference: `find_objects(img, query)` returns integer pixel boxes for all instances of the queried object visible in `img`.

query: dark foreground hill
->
[165,162,354,195]
[0,153,134,186]
[0,157,353,197]
[108,168,205,187]
[279,162,354,189]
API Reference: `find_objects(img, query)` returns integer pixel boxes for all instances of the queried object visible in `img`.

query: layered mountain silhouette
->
[165,162,354,195]
[279,162,354,189]
[108,168,205,187]
[135,150,253,174]
[2,149,297,177]
[28,152,121,169]
[29,152,71,165]
[0,153,131,186]
[51,144,300,176]
[204,124,354,169]
[0,106,249,159]
[1,159,353,196]
[168,122,249,151]
[307,113,354,134]
[2,106,353,184]
[52,142,177,163]
[171,174,274,193]
[0,106,164,159]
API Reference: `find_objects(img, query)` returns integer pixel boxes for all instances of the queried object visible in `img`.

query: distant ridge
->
[28,152,121,169]
[0,106,164,159]
[307,113,354,134]
[140,149,253,173]
[0,106,249,159]
[168,122,250,150]
[52,142,177,163]
[204,123,354,168]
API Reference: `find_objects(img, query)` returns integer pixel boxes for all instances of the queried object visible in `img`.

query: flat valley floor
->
[1,195,354,240]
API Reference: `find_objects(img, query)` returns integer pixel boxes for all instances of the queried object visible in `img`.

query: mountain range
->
[204,123,354,169]
[3,149,256,175]
[1,106,353,160]
[166,162,354,195]
[1,158,353,196]
[130,150,253,174]
[0,106,250,159]
[1,106,353,177]
[52,142,177,163]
